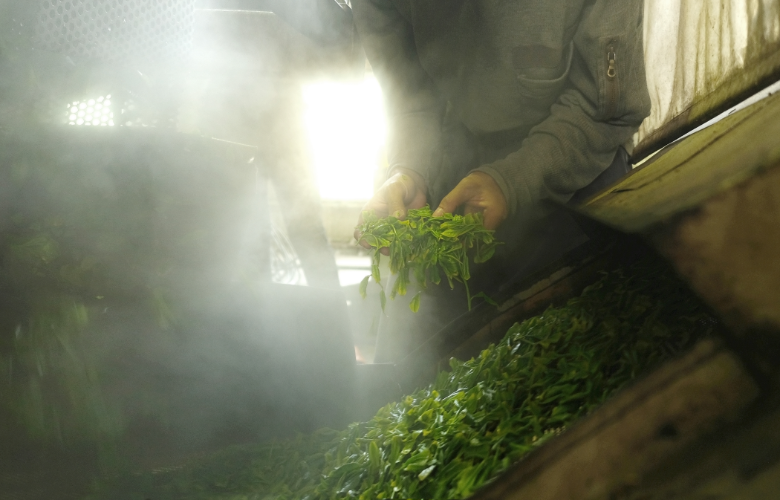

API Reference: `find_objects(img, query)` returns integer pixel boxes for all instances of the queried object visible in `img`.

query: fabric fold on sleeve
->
[476,0,650,216]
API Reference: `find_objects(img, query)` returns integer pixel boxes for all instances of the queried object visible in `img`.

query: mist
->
[0,0,374,495]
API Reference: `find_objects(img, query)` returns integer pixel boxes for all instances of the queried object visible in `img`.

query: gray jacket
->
[352,0,651,215]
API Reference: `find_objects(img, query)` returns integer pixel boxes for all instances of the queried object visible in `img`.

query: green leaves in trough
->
[96,259,716,500]
[357,207,500,312]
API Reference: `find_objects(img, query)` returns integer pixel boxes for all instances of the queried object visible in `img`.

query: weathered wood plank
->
[580,91,780,233]
[622,402,780,499]
[652,163,780,339]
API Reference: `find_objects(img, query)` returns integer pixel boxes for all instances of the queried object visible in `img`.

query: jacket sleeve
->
[351,0,444,183]
[474,0,651,216]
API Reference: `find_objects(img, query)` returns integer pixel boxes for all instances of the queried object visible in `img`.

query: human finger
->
[480,207,505,230]
[386,179,408,220]
[353,226,373,250]
[354,204,373,247]
[354,183,394,243]
[462,199,504,229]
[432,180,473,217]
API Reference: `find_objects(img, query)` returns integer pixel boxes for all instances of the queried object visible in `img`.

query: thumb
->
[433,182,470,217]
[386,180,408,219]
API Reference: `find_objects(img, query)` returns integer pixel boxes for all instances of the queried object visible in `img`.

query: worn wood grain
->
[580,91,780,233]
[652,164,780,337]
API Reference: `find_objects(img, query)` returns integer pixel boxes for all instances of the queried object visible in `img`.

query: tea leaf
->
[472,292,498,307]
[359,275,370,299]
[409,291,422,313]
[356,207,500,312]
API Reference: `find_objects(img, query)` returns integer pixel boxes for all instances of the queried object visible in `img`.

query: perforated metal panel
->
[31,0,195,65]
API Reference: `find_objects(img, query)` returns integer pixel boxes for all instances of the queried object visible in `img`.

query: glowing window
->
[303,76,386,201]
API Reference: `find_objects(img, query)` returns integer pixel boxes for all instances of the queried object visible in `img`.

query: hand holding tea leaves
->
[356,169,428,226]
[433,171,509,230]
[356,206,500,312]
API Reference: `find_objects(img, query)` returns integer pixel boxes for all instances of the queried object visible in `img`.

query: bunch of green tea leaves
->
[92,258,716,500]
[357,207,499,312]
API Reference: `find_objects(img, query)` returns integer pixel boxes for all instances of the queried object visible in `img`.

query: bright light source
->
[303,76,386,201]
[67,95,114,127]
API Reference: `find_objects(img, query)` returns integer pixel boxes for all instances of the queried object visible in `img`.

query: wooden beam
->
[580,92,780,234]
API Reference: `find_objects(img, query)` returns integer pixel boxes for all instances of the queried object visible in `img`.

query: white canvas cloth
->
[636,0,780,150]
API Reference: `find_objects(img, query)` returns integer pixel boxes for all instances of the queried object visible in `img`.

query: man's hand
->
[432,172,508,230]
[354,168,428,249]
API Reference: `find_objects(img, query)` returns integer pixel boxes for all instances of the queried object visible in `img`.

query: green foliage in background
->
[357,207,500,312]
[0,123,256,459]
[95,258,716,500]
[0,144,174,447]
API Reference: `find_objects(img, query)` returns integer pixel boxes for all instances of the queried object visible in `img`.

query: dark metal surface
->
[0,127,356,496]
[195,0,354,46]
[30,0,196,65]
[0,126,259,294]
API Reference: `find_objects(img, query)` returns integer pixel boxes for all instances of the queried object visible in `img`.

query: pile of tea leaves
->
[92,258,716,500]
[357,207,499,312]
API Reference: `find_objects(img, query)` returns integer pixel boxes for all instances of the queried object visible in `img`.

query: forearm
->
[476,0,650,216]
[475,90,640,215]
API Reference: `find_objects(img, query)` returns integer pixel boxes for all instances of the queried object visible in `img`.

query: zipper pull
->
[607,45,617,78]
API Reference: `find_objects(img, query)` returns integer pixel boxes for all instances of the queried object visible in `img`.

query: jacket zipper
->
[605,42,618,119]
